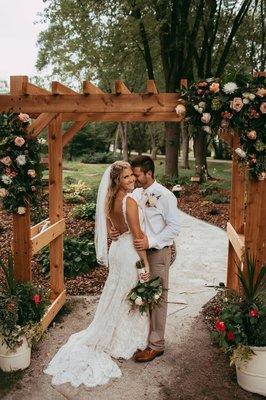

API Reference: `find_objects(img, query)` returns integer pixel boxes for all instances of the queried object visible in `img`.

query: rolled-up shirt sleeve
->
[147,192,179,249]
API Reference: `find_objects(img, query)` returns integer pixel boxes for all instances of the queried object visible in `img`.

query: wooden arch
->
[0,75,265,328]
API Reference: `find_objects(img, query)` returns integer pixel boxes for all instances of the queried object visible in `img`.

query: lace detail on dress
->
[44,219,148,387]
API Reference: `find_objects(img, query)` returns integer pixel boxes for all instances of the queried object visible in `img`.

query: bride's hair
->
[105,161,131,218]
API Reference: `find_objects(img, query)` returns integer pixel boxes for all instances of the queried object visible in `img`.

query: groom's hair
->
[131,155,155,177]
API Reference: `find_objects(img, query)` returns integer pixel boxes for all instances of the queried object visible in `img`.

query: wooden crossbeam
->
[83,81,104,94]
[23,82,51,95]
[27,112,57,138]
[0,93,181,114]
[30,218,49,237]
[115,80,131,94]
[227,222,245,261]
[147,80,158,94]
[52,81,78,94]
[61,111,183,122]
[63,121,88,146]
[31,218,65,255]
[41,289,66,331]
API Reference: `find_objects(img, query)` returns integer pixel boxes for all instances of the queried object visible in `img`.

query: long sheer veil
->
[94,165,112,267]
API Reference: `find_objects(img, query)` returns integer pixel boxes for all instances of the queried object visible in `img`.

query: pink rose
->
[18,113,30,123]
[247,130,257,140]
[256,88,266,97]
[230,97,243,112]
[260,102,266,114]
[197,81,208,88]
[0,188,8,197]
[209,82,220,93]
[0,156,12,166]
[14,136,25,147]
[201,113,211,124]
[221,111,233,119]
[175,104,186,117]
[27,169,36,178]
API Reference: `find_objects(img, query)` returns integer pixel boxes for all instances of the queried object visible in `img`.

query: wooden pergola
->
[0,75,265,328]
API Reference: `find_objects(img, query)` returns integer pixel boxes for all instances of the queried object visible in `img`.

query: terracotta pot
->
[0,335,31,372]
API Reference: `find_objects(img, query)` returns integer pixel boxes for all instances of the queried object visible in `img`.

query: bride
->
[44,161,150,387]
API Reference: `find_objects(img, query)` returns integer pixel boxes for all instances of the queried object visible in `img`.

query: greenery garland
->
[0,112,43,214]
[178,76,266,180]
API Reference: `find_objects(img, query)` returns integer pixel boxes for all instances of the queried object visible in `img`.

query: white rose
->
[135,296,143,306]
[1,175,12,185]
[198,101,206,109]
[148,196,157,207]
[201,113,211,124]
[154,294,160,301]
[202,125,211,133]
[17,207,26,215]
[243,98,249,104]
[16,155,26,166]
[235,148,246,158]
[249,93,255,100]
[175,104,186,117]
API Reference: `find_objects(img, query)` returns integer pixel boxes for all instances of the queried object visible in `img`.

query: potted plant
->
[211,256,266,396]
[0,254,49,372]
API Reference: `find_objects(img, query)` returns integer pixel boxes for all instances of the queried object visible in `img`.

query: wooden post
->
[48,114,65,299]
[226,135,246,290]
[10,76,32,281]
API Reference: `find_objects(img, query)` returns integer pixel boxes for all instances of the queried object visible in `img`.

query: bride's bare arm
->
[126,197,149,273]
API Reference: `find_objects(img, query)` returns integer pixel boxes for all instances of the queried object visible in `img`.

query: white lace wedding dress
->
[44,195,149,387]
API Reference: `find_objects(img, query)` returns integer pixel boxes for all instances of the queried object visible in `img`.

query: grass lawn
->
[50,158,232,190]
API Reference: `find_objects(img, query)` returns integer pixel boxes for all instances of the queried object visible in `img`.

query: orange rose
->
[209,82,220,93]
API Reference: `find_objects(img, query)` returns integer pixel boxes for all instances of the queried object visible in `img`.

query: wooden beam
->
[27,113,57,138]
[219,128,233,147]
[41,289,66,331]
[83,81,104,94]
[31,219,65,255]
[115,80,131,94]
[10,76,28,94]
[62,121,88,147]
[23,82,52,95]
[0,93,181,114]
[227,222,245,261]
[52,81,78,95]
[30,218,49,237]
[147,80,158,94]
[61,111,183,122]
[180,79,188,89]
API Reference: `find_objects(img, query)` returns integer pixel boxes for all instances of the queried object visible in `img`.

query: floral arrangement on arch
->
[178,77,266,180]
[0,112,43,214]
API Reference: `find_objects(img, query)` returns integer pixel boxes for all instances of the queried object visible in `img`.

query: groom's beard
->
[134,181,143,188]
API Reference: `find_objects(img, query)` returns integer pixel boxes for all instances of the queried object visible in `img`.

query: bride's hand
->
[140,268,150,283]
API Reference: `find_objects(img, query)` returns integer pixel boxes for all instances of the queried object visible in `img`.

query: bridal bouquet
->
[128,263,163,314]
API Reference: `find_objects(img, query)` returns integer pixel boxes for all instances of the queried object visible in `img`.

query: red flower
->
[215,320,226,332]
[226,331,235,342]
[249,309,259,318]
[32,293,41,305]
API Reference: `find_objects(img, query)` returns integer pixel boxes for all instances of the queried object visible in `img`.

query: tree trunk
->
[150,127,158,160]
[113,124,120,154]
[181,122,190,169]
[119,122,129,162]
[165,122,180,177]
[193,128,208,182]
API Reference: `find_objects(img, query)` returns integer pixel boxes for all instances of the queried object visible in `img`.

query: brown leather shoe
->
[133,347,164,363]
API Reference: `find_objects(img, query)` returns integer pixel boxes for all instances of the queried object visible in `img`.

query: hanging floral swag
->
[176,77,266,180]
[0,112,43,214]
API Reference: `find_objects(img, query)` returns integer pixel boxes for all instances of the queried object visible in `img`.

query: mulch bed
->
[0,184,229,296]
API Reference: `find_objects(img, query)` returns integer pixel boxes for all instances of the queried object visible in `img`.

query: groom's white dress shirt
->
[133,180,179,250]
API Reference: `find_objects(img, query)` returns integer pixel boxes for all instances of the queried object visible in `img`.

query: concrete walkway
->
[3,211,228,400]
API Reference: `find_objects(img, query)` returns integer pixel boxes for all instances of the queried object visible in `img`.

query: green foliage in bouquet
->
[128,276,163,315]
[0,254,50,350]
[38,236,97,277]
[0,112,43,214]
[212,256,266,366]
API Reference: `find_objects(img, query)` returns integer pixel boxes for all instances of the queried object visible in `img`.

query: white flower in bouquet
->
[0,188,8,197]
[16,155,26,166]
[194,105,203,113]
[17,206,26,215]
[202,125,211,133]
[223,82,238,94]
[175,104,186,118]
[154,293,160,301]
[1,174,12,185]
[201,113,211,124]
[243,92,255,101]
[198,101,206,109]
[235,148,246,158]
[243,98,249,104]
[135,296,143,306]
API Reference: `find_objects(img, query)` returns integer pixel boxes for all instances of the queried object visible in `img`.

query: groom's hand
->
[109,226,120,241]
[134,235,149,250]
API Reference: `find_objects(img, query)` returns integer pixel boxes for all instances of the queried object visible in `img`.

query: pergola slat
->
[52,81,78,94]
[83,81,104,94]
[23,82,52,95]
[115,80,131,94]
[147,80,158,94]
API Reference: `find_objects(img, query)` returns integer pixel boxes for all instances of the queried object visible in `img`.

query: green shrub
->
[83,187,98,203]
[81,152,120,164]
[38,236,97,277]
[65,193,85,204]
[158,175,190,187]
[72,202,96,219]
[205,194,230,204]
[200,182,221,196]
[64,176,77,185]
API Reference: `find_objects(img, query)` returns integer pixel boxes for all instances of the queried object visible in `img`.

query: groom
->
[110,155,179,362]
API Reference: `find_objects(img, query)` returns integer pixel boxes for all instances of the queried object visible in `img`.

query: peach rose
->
[0,188,8,197]
[14,136,25,147]
[230,97,243,112]
[247,130,257,140]
[175,104,186,117]
[256,88,266,97]
[201,113,211,124]
[18,113,30,123]
[27,169,36,178]
[260,102,266,114]
[0,156,12,166]
[209,82,220,93]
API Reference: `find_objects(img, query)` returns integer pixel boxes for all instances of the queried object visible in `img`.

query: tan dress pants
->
[147,247,172,351]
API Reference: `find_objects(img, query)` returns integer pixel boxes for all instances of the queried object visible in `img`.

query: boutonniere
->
[145,193,161,208]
